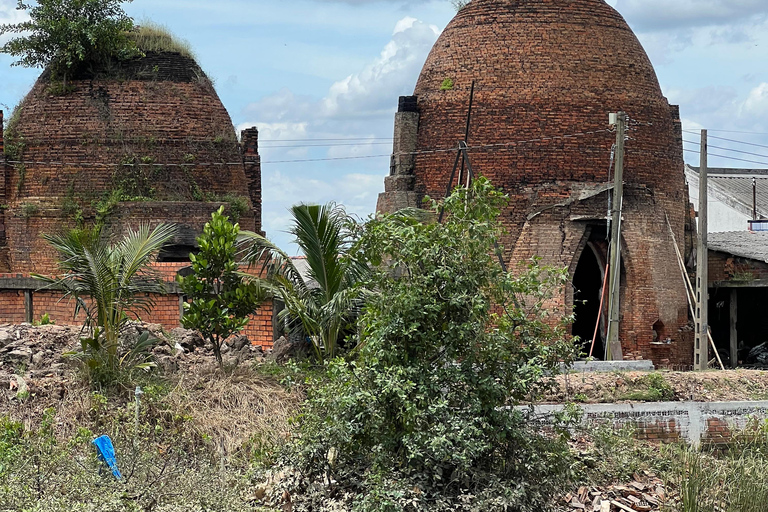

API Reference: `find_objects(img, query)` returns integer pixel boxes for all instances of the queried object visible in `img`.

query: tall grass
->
[676,421,768,512]
[131,21,194,58]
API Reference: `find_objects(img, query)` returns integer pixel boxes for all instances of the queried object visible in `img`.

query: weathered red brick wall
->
[0,291,26,324]
[382,0,691,366]
[709,251,768,283]
[0,262,276,350]
[3,52,261,275]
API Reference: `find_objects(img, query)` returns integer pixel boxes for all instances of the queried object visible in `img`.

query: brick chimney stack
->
[0,110,4,164]
[241,127,263,235]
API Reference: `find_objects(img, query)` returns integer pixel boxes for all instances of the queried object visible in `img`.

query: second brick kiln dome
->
[3,51,260,273]
[411,0,685,204]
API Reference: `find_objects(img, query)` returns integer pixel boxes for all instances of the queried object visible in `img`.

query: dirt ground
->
[0,322,293,441]
[547,368,768,404]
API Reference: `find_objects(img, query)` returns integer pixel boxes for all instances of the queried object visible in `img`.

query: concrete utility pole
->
[695,130,709,371]
[606,112,626,361]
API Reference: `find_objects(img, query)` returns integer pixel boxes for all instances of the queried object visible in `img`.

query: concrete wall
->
[533,401,768,446]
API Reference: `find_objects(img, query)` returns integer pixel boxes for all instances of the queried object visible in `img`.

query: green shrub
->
[179,206,265,367]
[271,179,578,511]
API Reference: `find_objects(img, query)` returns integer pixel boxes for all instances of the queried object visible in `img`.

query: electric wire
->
[683,129,768,136]
[3,128,613,167]
[682,132,768,151]
[683,139,768,160]
[682,148,768,167]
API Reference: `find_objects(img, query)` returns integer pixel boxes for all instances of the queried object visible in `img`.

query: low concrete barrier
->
[532,401,768,446]
[566,360,655,373]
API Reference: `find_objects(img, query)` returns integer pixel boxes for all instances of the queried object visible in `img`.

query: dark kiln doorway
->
[573,243,606,359]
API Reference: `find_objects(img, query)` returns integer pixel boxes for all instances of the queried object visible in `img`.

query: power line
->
[682,148,768,167]
[683,129,768,136]
[260,142,393,149]
[697,133,768,151]
[261,137,393,142]
[683,139,768,160]
[4,128,613,167]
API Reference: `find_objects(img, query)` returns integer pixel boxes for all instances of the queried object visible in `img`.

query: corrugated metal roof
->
[688,165,768,219]
[709,231,768,264]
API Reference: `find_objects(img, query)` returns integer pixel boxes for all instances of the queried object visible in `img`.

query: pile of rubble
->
[0,322,270,411]
[561,473,668,511]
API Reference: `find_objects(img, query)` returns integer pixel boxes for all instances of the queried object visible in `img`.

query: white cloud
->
[0,0,29,44]
[616,0,768,31]
[742,83,768,118]
[612,0,768,65]
[321,18,439,118]
[238,17,439,250]
[670,83,768,168]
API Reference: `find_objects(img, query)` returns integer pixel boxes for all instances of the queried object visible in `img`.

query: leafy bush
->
[241,203,368,362]
[180,206,265,367]
[0,0,140,85]
[272,179,578,511]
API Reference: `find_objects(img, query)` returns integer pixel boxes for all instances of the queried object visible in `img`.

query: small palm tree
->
[240,203,367,362]
[35,223,178,374]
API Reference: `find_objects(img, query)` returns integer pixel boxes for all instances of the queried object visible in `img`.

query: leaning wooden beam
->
[665,214,725,370]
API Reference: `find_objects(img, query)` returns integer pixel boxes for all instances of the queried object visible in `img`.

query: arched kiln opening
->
[572,242,606,359]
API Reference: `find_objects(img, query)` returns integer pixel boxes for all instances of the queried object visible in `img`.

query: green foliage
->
[131,20,194,58]
[241,203,368,362]
[619,372,675,402]
[0,407,258,512]
[221,194,250,222]
[15,163,26,194]
[114,155,158,199]
[34,222,177,387]
[61,191,85,226]
[440,77,454,90]
[3,102,27,161]
[179,206,265,367]
[0,0,141,84]
[34,312,55,326]
[276,179,578,511]
[19,201,38,218]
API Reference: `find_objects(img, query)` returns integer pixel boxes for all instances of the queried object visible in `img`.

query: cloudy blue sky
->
[2,0,768,251]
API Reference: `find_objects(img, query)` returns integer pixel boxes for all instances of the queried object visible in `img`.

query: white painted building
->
[686,164,768,233]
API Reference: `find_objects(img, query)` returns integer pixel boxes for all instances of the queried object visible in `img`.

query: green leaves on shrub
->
[0,0,141,85]
[279,178,579,511]
[179,206,265,367]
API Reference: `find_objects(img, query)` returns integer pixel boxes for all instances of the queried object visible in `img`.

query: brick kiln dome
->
[409,0,685,207]
[1,51,261,273]
[378,0,692,366]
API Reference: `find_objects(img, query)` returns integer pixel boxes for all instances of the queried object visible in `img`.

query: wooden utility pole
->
[695,130,709,371]
[730,289,738,369]
[606,112,626,361]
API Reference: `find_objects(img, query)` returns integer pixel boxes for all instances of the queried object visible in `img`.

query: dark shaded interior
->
[573,244,605,359]
[709,287,768,367]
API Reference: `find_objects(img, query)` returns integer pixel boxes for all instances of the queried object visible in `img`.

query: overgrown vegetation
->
[618,372,675,402]
[264,179,579,511]
[0,363,299,512]
[179,206,266,367]
[242,203,368,362]
[131,21,194,58]
[0,0,140,87]
[34,223,178,389]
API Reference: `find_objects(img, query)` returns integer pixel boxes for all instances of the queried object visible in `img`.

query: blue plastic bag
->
[92,435,122,480]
